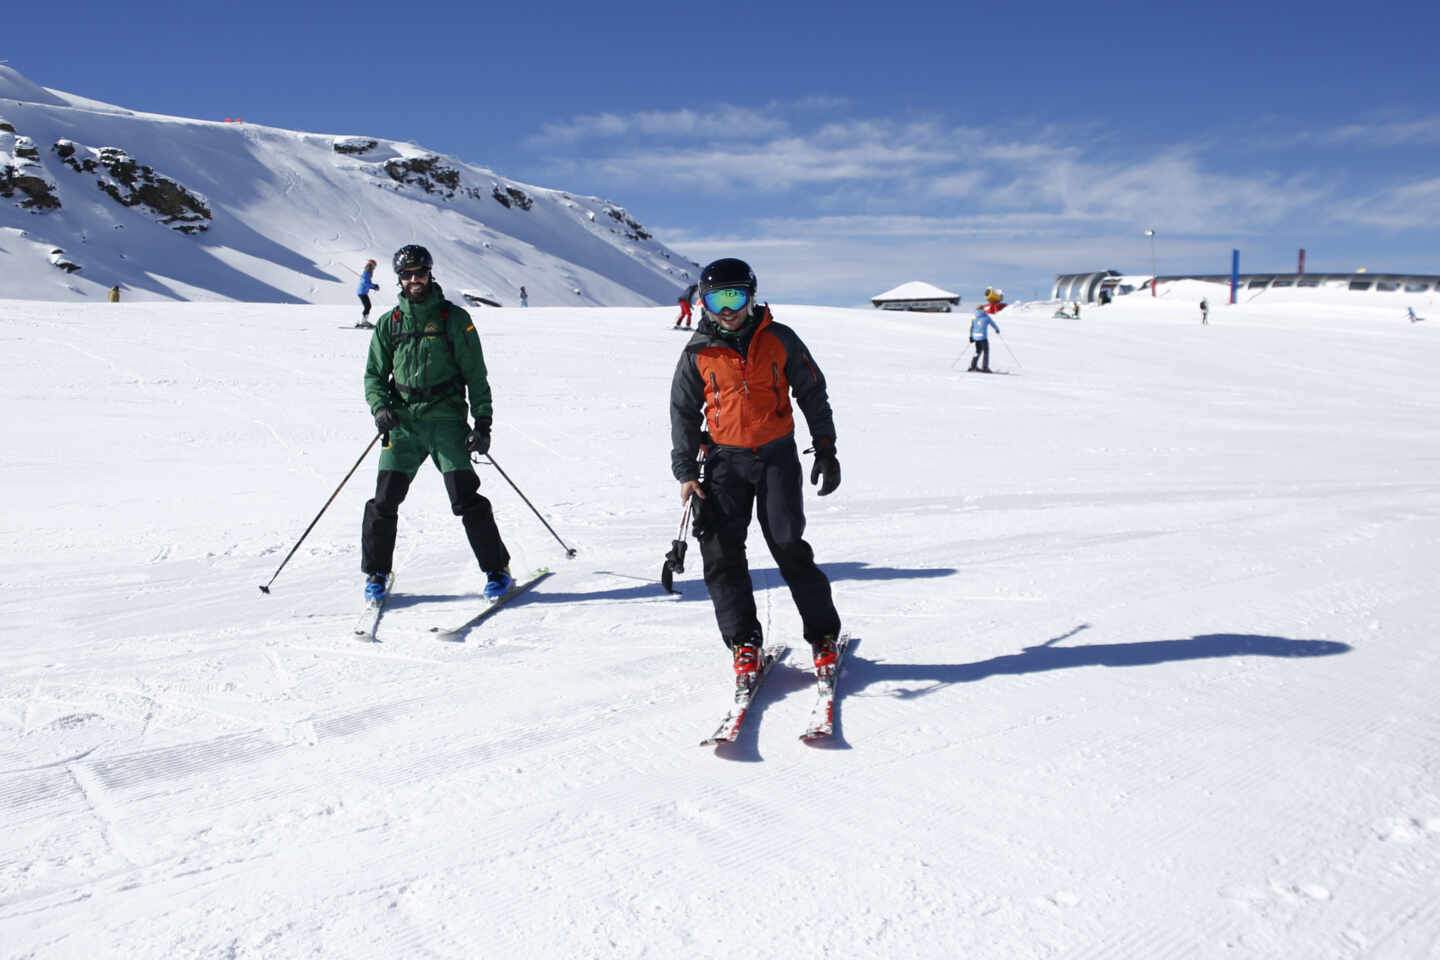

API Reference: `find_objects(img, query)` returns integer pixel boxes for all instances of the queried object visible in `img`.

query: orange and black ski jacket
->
[669,306,835,481]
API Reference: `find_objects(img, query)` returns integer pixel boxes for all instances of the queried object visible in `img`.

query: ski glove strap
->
[373,407,400,433]
[805,439,841,497]
[466,417,492,455]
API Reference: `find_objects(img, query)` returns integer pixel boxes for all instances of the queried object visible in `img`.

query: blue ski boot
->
[483,567,514,601]
[364,574,388,604]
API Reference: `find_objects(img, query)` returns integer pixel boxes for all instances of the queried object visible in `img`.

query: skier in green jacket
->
[361,244,513,602]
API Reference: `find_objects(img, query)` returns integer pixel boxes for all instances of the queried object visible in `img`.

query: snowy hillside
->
[2,288,1439,958]
[0,66,695,307]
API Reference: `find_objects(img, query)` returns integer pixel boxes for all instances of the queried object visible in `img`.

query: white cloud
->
[1321,117,1440,146]
[1335,176,1440,229]
[532,105,1440,305]
[528,105,791,146]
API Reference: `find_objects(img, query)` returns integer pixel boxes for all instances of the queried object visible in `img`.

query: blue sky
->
[10,0,1438,304]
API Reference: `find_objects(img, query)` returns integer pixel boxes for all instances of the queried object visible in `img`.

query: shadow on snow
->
[565,561,956,605]
[848,629,1351,701]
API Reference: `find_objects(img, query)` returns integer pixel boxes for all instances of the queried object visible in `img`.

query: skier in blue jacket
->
[356,259,381,327]
[968,308,999,372]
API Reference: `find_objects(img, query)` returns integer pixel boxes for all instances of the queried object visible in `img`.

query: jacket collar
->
[398,282,445,318]
[691,304,771,352]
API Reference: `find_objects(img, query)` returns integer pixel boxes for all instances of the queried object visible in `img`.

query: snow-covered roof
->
[871,280,959,302]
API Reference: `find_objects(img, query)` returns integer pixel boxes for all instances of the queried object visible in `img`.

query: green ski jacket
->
[363,283,492,424]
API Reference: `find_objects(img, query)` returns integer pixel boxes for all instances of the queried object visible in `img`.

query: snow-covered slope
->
[0,66,696,306]
[1,288,1438,958]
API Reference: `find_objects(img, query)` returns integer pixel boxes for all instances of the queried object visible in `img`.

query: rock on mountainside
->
[0,66,698,305]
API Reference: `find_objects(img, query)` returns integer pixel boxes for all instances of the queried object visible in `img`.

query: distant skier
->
[361,244,514,605]
[519,285,528,308]
[1408,306,1424,323]
[356,259,380,327]
[969,307,999,372]
[1200,298,1209,325]
[675,283,697,329]
[669,257,842,690]
[107,285,120,303]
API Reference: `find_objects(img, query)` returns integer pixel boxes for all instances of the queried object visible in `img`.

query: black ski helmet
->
[698,257,757,299]
[392,244,433,275]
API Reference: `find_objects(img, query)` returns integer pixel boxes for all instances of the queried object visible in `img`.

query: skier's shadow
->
[384,592,472,611]
[583,562,954,605]
[714,632,1349,759]
[843,630,1350,701]
[711,640,863,762]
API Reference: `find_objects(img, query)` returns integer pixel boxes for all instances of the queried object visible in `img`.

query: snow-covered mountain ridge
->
[0,65,696,306]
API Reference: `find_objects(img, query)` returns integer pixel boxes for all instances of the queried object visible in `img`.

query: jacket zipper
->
[708,371,721,434]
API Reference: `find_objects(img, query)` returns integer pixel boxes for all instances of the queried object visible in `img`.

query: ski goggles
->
[398,268,430,280]
[702,287,751,314]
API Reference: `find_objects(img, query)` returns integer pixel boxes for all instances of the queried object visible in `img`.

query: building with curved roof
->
[1054,270,1439,303]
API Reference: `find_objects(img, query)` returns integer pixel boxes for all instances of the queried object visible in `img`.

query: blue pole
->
[1230,249,1239,304]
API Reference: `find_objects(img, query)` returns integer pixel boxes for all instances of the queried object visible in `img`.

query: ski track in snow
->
[1,289,1439,958]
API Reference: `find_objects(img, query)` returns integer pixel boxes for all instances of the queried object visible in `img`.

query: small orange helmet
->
[366,259,376,267]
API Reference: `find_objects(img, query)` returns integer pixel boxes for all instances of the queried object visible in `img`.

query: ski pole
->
[479,453,578,558]
[660,498,693,594]
[260,433,383,594]
[661,438,711,592]
[995,329,1024,370]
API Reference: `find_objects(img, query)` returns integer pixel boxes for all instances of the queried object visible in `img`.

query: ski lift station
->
[1054,269,1440,304]
[871,281,961,312]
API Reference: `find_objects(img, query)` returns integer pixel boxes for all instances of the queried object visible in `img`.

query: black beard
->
[403,281,430,301]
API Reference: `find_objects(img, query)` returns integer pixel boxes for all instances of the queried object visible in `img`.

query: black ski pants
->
[697,438,840,648]
[971,338,990,370]
[361,468,509,576]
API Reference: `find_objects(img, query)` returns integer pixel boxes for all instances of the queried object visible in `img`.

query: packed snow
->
[2,282,1438,958]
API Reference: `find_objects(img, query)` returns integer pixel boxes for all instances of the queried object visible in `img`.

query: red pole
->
[1298,248,1306,275]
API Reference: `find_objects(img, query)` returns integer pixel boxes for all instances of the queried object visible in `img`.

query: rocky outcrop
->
[0,163,62,210]
[332,137,378,155]
[2,125,62,210]
[384,154,461,197]
[380,150,540,216]
[54,141,211,233]
[606,206,652,241]
[2,129,61,211]
[489,184,534,211]
[48,247,81,273]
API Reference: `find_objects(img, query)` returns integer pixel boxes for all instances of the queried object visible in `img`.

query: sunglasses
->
[703,287,750,313]
[398,268,429,280]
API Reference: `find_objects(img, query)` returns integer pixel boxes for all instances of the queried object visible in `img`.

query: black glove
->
[466,417,492,455]
[807,438,841,496]
[373,407,400,434]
